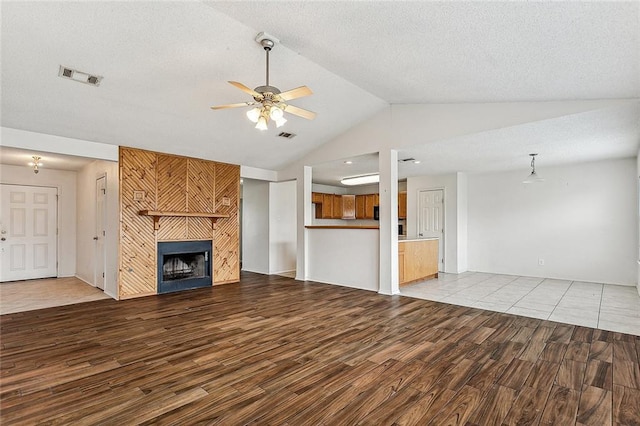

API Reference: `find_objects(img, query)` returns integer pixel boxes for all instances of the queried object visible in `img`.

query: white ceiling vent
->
[58,65,103,86]
[277,132,296,139]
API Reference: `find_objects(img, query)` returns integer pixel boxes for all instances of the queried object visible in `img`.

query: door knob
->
[1,237,5,241]
[93,236,99,240]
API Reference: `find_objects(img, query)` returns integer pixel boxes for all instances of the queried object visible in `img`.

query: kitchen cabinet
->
[364,194,378,219]
[314,192,378,220]
[355,195,366,219]
[399,239,439,285]
[332,194,344,219]
[342,195,356,219]
[398,192,407,219]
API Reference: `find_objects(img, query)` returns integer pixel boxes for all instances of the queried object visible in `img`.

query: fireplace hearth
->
[157,240,212,294]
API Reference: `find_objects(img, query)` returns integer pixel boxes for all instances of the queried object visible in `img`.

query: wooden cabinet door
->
[355,195,366,219]
[312,192,323,204]
[332,194,343,219]
[398,192,407,219]
[364,194,377,219]
[321,194,334,218]
[342,195,356,219]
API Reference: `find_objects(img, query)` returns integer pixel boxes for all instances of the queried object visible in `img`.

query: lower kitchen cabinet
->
[399,239,438,285]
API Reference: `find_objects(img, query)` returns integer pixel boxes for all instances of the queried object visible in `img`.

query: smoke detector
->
[58,65,103,86]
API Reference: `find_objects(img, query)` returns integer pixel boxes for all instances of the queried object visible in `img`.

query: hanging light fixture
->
[522,153,544,183]
[28,156,43,174]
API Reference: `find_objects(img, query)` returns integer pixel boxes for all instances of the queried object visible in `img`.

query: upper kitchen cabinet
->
[342,195,356,219]
[398,192,407,219]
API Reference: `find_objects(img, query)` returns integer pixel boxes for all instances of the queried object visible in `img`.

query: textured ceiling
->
[0,2,386,171]
[208,1,640,103]
[1,1,638,177]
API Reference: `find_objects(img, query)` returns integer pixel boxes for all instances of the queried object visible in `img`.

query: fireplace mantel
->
[138,210,230,231]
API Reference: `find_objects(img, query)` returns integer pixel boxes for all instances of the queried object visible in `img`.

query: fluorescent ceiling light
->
[340,174,379,186]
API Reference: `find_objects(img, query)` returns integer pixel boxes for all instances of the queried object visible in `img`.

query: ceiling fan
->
[211,32,316,130]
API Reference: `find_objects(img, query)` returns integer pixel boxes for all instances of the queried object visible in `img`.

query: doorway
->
[95,175,106,290]
[0,184,58,282]
[417,189,444,271]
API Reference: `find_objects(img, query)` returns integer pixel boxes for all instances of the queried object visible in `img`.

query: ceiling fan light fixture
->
[255,115,268,131]
[246,107,261,123]
[270,106,284,120]
[275,117,287,128]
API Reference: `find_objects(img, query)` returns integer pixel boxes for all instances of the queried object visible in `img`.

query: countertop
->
[305,225,380,230]
[398,237,439,242]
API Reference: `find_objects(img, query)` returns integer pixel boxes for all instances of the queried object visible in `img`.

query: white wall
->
[269,180,296,274]
[0,164,77,277]
[1,127,118,161]
[241,179,270,274]
[307,228,379,291]
[637,153,640,294]
[76,160,119,298]
[468,158,637,286]
[278,100,637,292]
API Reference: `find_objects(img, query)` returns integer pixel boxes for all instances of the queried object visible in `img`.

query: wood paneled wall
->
[119,147,240,299]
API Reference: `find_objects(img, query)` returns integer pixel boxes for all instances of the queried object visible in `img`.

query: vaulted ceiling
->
[1,1,638,178]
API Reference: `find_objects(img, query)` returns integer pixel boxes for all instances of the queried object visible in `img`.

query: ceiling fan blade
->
[278,86,313,101]
[228,81,260,98]
[210,101,256,110]
[284,104,317,120]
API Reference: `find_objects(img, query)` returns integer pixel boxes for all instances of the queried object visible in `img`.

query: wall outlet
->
[538,258,545,266]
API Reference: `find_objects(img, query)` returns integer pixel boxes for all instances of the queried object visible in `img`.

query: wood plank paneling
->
[119,147,239,297]
[119,148,157,297]
[213,162,240,284]
[1,272,638,424]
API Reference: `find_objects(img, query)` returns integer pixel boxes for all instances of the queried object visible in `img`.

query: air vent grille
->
[277,132,296,139]
[58,65,103,86]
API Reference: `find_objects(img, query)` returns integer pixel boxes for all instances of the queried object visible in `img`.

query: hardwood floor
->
[1,272,639,425]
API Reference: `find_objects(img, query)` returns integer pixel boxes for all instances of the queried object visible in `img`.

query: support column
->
[379,149,399,295]
[295,166,313,280]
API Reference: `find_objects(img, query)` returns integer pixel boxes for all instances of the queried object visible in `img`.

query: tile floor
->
[401,272,640,336]
[0,277,110,315]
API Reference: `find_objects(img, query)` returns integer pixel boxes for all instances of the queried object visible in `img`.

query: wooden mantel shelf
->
[138,210,229,231]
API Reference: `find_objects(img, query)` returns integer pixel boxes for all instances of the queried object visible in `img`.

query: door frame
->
[416,187,445,272]
[95,173,107,290]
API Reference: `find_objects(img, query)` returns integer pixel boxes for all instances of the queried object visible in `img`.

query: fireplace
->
[157,240,212,294]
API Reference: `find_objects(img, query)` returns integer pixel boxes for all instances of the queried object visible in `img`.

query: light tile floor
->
[0,277,110,315]
[401,272,640,336]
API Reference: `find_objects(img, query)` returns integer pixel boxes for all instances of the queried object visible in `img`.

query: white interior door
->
[0,184,58,282]
[418,189,444,271]
[95,176,106,290]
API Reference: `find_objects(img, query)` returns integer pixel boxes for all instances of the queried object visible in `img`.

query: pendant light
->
[522,153,544,183]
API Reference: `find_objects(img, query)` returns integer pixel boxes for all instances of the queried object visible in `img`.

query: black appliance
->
[373,205,379,220]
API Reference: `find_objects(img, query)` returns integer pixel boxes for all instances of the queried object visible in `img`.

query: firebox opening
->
[157,240,212,294]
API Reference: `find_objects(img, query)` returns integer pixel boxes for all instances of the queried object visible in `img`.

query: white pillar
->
[295,166,313,280]
[379,149,399,295]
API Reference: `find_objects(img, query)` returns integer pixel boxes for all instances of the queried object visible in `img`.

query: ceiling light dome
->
[270,106,284,120]
[246,107,261,123]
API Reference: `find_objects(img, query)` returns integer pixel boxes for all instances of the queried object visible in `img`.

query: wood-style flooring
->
[1,272,639,425]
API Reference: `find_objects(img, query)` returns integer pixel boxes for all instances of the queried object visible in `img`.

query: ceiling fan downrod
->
[261,38,274,88]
